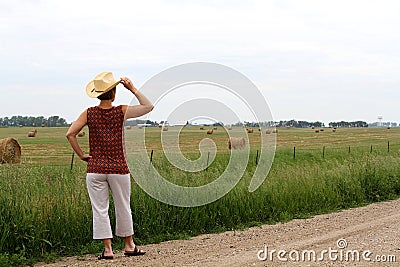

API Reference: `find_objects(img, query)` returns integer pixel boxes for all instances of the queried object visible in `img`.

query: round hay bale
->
[28,129,37,137]
[228,137,246,150]
[0,138,21,164]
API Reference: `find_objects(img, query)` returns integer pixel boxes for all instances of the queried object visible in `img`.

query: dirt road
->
[36,199,400,266]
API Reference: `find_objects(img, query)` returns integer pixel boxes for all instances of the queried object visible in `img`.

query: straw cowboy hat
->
[86,72,121,98]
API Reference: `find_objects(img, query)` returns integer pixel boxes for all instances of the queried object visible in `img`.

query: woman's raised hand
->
[120,77,137,94]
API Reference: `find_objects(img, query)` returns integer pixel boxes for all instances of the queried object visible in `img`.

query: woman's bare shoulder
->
[120,105,128,114]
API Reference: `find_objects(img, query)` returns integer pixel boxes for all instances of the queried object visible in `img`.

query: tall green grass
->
[1,148,400,266]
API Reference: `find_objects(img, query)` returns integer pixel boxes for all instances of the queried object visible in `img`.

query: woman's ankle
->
[125,243,135,251]
[124,236,135,250]
[103,238,113,254]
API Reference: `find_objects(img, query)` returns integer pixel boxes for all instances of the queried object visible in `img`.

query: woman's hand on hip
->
[80,154,92,162]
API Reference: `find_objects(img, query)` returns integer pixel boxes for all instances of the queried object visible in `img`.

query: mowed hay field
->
[1,126,400,266]
[1,126,399,164]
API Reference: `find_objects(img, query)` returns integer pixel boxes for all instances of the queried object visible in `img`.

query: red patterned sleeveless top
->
[86,105,130,174]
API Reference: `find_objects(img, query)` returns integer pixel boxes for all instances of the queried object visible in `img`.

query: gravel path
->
[36,199,400,267]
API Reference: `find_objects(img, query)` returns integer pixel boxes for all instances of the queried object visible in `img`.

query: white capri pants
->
[86,173,134,240]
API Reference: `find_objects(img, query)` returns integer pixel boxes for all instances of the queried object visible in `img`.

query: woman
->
[66,72,153,260]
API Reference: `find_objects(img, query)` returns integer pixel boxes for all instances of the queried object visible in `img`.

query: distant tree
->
[233,121,244,127]
[125,119,157,126]
[272,120,324,128]
[329,121,368,128]
[0,115,69,127]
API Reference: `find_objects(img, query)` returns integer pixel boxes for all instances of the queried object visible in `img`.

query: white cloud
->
[1,0,399,123]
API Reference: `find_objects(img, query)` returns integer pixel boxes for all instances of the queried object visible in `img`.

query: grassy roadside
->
[1,147,400,266]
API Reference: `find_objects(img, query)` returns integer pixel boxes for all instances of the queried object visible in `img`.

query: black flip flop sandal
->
[124,245,146,256]
[98,250,114,260]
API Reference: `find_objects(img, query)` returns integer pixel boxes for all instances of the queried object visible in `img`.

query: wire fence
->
[10,140,400,171]
[291,141,400,159]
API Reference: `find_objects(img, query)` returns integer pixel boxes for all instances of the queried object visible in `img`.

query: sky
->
[1,0,399,125]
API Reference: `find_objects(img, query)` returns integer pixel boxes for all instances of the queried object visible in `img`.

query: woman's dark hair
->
[97,87,116,100]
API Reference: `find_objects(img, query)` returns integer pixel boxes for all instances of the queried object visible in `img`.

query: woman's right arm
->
[66,110,92,162]
[120,77,154,119]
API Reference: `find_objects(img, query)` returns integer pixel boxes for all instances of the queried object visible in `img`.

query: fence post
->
[388,141,390,153]
[293,146,296,159]
[370,145,373,153]
[348,146,351,154]
[322,146,325,159]
[206,151,210,170]
[149,150,154,170]
[255,149,259,165]
[70,151,75,171]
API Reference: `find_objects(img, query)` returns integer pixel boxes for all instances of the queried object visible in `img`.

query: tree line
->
[328,121,368,128]
[232,120,325,128]
[0,116,372,128]
[233,120,369,128]
[0,116,68,127]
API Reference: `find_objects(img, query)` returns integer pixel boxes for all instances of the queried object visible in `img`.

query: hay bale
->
[246,128,253,133]
[265,130,272,134]
[315,130,320,133]
[228,137,246,150]
[320,129,324,132]
[200,127,205,130]
[207,129,213,134]
[126,126,132,130]
[213,127,218,130]
[28,129,37,137]
[0,138,21,164]
[78,131,85,137]
[162,126,169,131]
